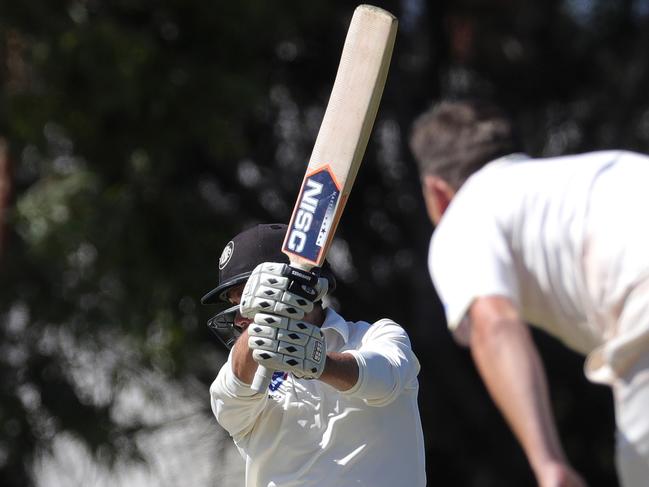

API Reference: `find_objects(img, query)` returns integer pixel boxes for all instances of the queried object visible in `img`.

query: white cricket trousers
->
[614,353,649,487]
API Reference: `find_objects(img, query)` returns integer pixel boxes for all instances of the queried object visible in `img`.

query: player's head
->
[202,223,336,349]
[409,99,518,191]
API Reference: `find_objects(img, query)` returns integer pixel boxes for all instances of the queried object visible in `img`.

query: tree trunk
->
[0,138,11,260]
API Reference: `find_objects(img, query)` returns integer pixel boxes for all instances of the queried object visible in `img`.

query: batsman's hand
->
[247,313,326,379]
[240,262,328,320]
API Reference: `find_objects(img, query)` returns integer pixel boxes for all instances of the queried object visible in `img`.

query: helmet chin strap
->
[207,304,241,350]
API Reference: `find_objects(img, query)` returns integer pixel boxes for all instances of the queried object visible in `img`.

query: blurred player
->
[202,223,425,487]
[410,99,649,487]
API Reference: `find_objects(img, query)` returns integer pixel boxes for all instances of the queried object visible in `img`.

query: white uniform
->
[429,150,649,487]
[210,307,426,487]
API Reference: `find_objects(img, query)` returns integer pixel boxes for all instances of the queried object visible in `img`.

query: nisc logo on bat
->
[283,166,341,264]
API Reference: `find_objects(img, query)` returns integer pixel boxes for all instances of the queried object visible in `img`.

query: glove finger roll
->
[288,320,320,336]
[257,285,282,300]
[252,349,282,366]
[282,355,304,370]
[254,313,289,329]
[259,273,289,289]
[277,329,309,346]
[277,341,305,359]
[280,291,314,311]
[248,323,277,340]
[247,336,276,352]
[273,301,306,319]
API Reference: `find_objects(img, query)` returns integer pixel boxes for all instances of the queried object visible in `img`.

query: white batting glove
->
[240,262,328,320]
[248,312,326,379]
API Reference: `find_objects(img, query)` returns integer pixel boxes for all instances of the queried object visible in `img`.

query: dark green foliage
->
[2,0,646,485]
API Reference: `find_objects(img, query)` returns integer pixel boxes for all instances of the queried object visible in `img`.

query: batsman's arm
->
[319,352,359,391]
[231,327,258,385]
[468,296,587,487]
[338,319,420,407]
[210,331,268,440]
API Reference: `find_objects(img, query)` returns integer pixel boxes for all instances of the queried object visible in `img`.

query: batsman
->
[203,224,426,486]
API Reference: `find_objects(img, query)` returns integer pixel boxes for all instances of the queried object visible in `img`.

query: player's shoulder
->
[432,160,512,249]
[448,154,529,208]
[590,149,649,165]
[372,317,404,331]
[526,149,649,169]
[353,317,409,341]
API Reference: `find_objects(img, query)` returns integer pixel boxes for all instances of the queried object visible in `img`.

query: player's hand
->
[240,262,328,320]
[536,461,588,487]
[247,312,326,379]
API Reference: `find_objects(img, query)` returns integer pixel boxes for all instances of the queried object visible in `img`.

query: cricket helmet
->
[202,223,336,350]
[201,223,336,305]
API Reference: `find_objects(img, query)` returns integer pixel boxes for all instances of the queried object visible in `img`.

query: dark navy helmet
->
[202,223,336,349]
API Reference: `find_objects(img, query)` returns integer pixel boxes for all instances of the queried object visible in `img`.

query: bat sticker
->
[283,166,341,264]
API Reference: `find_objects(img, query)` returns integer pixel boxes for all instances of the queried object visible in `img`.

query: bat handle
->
[251,365,273,394]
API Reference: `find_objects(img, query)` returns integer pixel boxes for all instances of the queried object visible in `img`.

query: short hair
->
[409,99,519,190]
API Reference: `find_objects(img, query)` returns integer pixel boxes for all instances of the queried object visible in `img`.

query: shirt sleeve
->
[341,319,420,407]
[209,351,268,441]
[429,170,520,338]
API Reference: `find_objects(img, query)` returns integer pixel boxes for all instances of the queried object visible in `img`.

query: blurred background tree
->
[3,0,648,485]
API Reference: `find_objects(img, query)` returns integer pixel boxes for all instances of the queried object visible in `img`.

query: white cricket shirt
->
[429,151,649,383]
[210,307,426,487]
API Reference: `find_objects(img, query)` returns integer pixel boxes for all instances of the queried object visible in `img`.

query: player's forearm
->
[469,313,566,475]
[231,328,258,385]
[325,322,419,404]
[319,352,359,391]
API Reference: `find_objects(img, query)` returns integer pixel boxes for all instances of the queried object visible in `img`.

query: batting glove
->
[240,262,328,320]
[248,312,326,379]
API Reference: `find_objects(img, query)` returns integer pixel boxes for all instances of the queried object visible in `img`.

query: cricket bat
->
[251,4,398,393]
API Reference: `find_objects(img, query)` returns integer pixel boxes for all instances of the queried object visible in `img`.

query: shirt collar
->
[487,152,530,168]
[320,307,350,343]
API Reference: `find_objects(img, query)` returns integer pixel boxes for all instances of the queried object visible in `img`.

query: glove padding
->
[240,262,328,320]
[248,312,326,379]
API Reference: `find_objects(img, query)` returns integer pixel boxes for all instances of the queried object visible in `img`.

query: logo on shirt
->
[269,371,288,392]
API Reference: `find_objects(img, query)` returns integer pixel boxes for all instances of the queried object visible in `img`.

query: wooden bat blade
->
[282,5,398,270]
